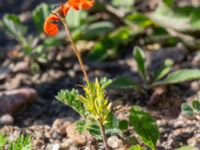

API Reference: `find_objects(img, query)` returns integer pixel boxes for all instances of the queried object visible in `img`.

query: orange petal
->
[82,0,94,10]
[68,0,94,10]
[60,2,70,16]
[44,15,59,36]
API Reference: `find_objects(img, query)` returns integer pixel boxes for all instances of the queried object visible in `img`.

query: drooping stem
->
[60,17,89,83]
[99,121,109,150]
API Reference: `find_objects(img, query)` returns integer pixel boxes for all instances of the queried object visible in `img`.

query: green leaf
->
[111,0,135,7]
[150,2,200,32]
[0,134,7,149]
[109,26,134,43]
[163,0,174,7]
[3,14,27,36]
[43,37,61,47]
[119,120,128,131]
[88,123,102,139]
[154,59,174,81]
[129,106,160,150]
[9,135,32,150]
[126,13,153,28]
[100,77,112,89]
[76,120,88,133]
[76,120,102,139]
[129,145,143,150]
[105,113,119,129]
[3,14,28,46]
[66,9,87,29]
[133,47,147,81]
[154,69,200,85]
[81,21,114,40]
[110,76,137,89]
[181,103,193,116]
[105,113,122,135]
[88,37,118,61]
[56,89,85,116]
[32,3,51,33]
[192,100,200,112]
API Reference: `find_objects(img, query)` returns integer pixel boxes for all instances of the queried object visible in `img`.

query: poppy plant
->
[43,0,95,82]
[44,0,94,36]
[43,1,111,150]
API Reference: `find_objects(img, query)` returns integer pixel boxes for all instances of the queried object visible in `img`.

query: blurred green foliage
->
[111,46,200,89]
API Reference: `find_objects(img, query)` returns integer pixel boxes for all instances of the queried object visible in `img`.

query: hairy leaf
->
[56,89,85,116]
[129,106,160,150]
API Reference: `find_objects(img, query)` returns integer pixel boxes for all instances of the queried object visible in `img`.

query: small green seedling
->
[182,100,200,116]
[56,78,112,149]
[0,134,32,150]
[0,134,7,149]
[111,46,200,90]
[2,3,60,71]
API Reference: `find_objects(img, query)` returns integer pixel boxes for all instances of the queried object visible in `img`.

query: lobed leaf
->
[56,89,85,116]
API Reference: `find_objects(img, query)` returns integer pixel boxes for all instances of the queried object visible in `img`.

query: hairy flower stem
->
[99,121,109,150]
[60,16,109,150]
[60,17,89,83]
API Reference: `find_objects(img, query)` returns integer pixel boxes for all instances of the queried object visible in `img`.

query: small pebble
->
[0,114,14,125]
[107,136,122,149]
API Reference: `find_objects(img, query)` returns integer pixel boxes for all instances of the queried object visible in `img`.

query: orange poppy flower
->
[44,14,59,36]
[68,0,95,10]
[44,3,70,36]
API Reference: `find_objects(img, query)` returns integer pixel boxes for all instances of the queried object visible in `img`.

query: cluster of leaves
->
[2,3,61,70]
[0,134,32,150]
[182,100,200,116]
[56,78,160,150]
[150,0,200,50]
[3,0,200,62]
[111,46,200,90]
[81,0,200,60]
[56,78,112,133]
